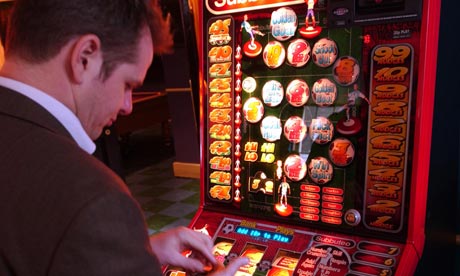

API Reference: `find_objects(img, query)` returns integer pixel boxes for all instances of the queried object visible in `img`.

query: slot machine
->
[165,0,440,275]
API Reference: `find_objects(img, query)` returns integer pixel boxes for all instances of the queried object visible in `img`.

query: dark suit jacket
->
[0,87,162,275]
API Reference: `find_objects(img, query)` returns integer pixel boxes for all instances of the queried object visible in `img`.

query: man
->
[0,0,247,275]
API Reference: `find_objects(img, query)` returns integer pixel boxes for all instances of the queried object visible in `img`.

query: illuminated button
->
[299,213,319,221]
[349,262,392,276]
[300,192,320,200]
[300,184,321,192]
[322,209,342,218]
[322,187,344,195]
[271,256,300,272]
[322,201,343,210]
[321,216,342,225]
[322,194,344,203]
[357,241,400,256]
[300,199,320,207]
[300,206,320,214]
[344,209,361,226]
[353,252,396,268]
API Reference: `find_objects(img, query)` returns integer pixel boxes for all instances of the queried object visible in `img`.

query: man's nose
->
[119,92,133,116]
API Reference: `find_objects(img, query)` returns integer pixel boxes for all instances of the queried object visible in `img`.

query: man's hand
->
[150,226,249,275]
[208,256,249,276]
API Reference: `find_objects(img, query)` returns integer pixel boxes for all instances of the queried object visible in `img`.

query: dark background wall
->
[414,1,460,275]
[161,0,200,165]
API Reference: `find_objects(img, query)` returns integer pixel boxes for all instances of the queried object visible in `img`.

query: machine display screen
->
[235,225,293,243]
[203,1,423,241]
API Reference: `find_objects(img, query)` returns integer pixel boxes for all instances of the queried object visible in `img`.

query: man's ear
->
[69,34,103,84]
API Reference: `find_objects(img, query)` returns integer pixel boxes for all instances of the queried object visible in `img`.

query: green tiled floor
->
[126,158,200,235]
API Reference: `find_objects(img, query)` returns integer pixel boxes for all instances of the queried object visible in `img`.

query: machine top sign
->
[206,0,304,15]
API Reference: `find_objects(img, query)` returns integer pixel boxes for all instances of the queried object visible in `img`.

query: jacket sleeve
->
[48,191,162,276]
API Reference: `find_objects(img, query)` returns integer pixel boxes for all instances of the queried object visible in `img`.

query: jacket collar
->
[0,86,73,140]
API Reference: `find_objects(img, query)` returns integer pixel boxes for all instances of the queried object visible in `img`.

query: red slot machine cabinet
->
[164,0,440,275]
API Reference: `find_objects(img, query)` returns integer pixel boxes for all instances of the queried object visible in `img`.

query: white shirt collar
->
[0,76,96,154]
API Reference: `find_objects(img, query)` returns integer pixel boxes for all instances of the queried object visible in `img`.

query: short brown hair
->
[5,0,173,79]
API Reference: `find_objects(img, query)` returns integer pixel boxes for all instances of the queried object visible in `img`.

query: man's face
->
[78,27,154,140]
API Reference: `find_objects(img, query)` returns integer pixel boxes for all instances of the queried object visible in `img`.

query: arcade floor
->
[126,158,200,235]
[122,125,200,235]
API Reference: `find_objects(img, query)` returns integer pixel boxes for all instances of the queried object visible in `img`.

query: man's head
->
[3,0,173,139]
